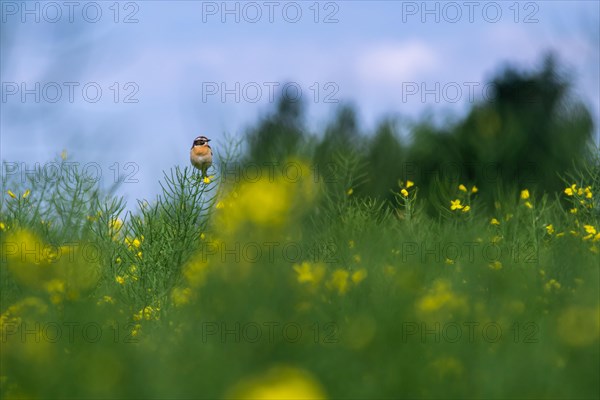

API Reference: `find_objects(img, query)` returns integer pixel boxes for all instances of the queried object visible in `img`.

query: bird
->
[190,135,212,179]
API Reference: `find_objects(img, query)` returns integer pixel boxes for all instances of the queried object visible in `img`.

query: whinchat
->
[190,135,212,178]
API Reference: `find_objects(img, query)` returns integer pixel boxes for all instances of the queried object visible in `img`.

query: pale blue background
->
[1,1,599,203]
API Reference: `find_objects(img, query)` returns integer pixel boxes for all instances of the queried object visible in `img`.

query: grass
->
[1,149,599,399]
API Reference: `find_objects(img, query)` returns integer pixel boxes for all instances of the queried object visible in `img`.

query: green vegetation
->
[1,55,598,399]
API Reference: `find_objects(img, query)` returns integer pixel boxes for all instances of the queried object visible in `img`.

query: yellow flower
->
[406,180,414,188]
[22,189,31,199]
[564,187,574,196]
[458,184,467,192]
[490,218,500,226]
[524,201,533,209]
[172,287,192,307]
[293,262,326,285]
[570,208,578,214]
[226,366,327,400]
[520,189,530,200]
[400,189,409,197]
[461,205,471,213]
[98,295,116,305]
[327,269,350,295]
[351,268,368,284]
[7,190,16,199]
[489,261,502,270]
[200,233,206,240]
[545,224,555,235]
[544,279,561,292]
[0,222,5,231]
[584,186,592,199]
[203,176,211,184]
[115,276,126,285]
[450,199,463,210]
[346,188,353,196]
[471,186,478,194]
[583,225,597,235]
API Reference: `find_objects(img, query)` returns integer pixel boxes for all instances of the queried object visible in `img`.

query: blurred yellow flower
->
[226,366,327,400]
[7,190,16,199]
[171,287,193,307]
[545,224,555,235]
[22,189,31,199]
[406,180,414,188]
[346,188,353,196]
[115,276,126,285]
[570,208,578,214]
[458,184,467,192]
[327,269,350,295]
[203,176,211,184]
[490,218,500,226]
[293,262,326,286]
[0,222,5,230]
[400,188,409,197]
[417,280,467,315]
[471,186,478,193]
[351,268,368,284]
[489,261,502,270]
[462,205,471,213]
[520,189,530,200]
[564,187,574,196]
[524,201,533,209]
[544,279,561,292]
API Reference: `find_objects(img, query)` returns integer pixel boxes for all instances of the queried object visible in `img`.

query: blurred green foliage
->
[243,54,596,210]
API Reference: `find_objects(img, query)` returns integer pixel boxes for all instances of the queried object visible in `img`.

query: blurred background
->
[1,0,599,203]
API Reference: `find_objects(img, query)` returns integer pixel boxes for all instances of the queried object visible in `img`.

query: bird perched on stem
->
[190,135,212,179]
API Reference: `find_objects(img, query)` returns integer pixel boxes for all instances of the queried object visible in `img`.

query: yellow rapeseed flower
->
[462,205,471,213]
[583,225,597,235]
[327,269,350,295]
[203,176,211,184]
[346,188,353,196]
[115,276,126,285]
[171,287,193,307]
[400,188,409,197]
[7,190,16,199]
[0,222,5,230]
[22,189,31,199]
[584,186,592,199]
[490,218,500,226]
[450,199,463,210]
[406,180,414,188]
[545,224,555,235]
[351,268,368,284]
[520,189,530,200]
[570,208,578,214]
[524,201,533,209]
[471,186,478,193]
[226,366,327,400]
[293,262,326,285]
[458,184,467,192]
[489,261,502,270]
[564,187,574,196]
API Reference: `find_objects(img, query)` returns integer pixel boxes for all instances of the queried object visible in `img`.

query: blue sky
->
[1,1,599,203]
